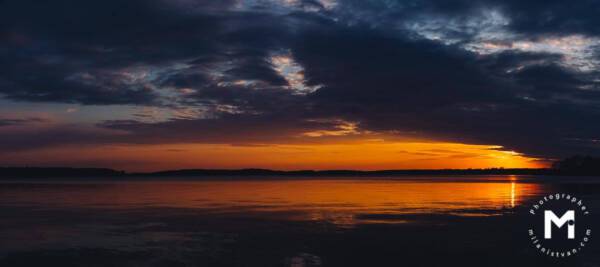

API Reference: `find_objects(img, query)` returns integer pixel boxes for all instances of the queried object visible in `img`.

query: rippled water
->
[1,176,599,266]
[0,177,545,224]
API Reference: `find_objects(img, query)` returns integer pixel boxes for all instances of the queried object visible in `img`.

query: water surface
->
[1,176,599,266]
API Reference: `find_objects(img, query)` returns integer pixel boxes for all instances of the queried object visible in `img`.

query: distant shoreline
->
[1,167,599,179]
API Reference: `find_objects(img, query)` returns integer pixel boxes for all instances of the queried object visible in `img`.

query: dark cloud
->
[99,114,345,145]
[0,124,119,151]
[0,0,288,105]
[295,26,509,111]
[286,24,600,158]
[334,0,600,36]
[0,62,161,105]
[477,51,563,73]
[0,117,47,127]
[1,0,600,160]
[497,0,600,35]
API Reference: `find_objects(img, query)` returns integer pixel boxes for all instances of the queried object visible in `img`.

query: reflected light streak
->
[511,182,516,208]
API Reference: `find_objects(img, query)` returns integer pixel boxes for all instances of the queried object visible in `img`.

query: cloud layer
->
[1,0,600,160]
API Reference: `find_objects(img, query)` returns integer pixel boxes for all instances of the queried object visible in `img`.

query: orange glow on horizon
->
[2,139,545,172]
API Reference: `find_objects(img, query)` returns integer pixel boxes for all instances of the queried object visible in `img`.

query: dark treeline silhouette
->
[552,155,600,175]
[0,167,125,179]
[1,156,599,179]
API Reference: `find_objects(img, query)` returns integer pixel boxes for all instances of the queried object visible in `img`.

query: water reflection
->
[3,177,600,267]
[511,182,516,208]
[0,178,543,225]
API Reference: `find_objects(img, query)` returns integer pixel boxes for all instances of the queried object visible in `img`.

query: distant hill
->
[1,156,600,179]
[0,167,125,179]
[0,166,569,179]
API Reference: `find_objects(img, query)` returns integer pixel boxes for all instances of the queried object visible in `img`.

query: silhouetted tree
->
[552,155,600,175]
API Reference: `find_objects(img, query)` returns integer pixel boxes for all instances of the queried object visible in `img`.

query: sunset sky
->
[1,0,599,171]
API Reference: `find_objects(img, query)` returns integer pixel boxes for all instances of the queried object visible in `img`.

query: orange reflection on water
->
[1,178,543,225]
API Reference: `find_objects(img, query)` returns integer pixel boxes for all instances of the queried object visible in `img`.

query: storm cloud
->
[1,0,600,159]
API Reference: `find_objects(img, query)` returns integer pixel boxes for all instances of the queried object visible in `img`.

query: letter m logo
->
[544,210,575,239]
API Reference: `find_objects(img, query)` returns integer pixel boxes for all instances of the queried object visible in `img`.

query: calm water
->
[1,176,599,266]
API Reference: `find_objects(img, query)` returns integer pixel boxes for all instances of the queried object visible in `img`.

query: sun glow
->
[2,139,544,172]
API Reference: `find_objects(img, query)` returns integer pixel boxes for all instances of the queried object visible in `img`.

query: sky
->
[1,0,599,171]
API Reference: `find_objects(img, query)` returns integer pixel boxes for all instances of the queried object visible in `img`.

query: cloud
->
[0,123,126,151]
[0,117,47,127]
[0,0,599,160]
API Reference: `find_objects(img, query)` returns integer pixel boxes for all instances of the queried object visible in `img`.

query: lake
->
[1,176,599,266]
